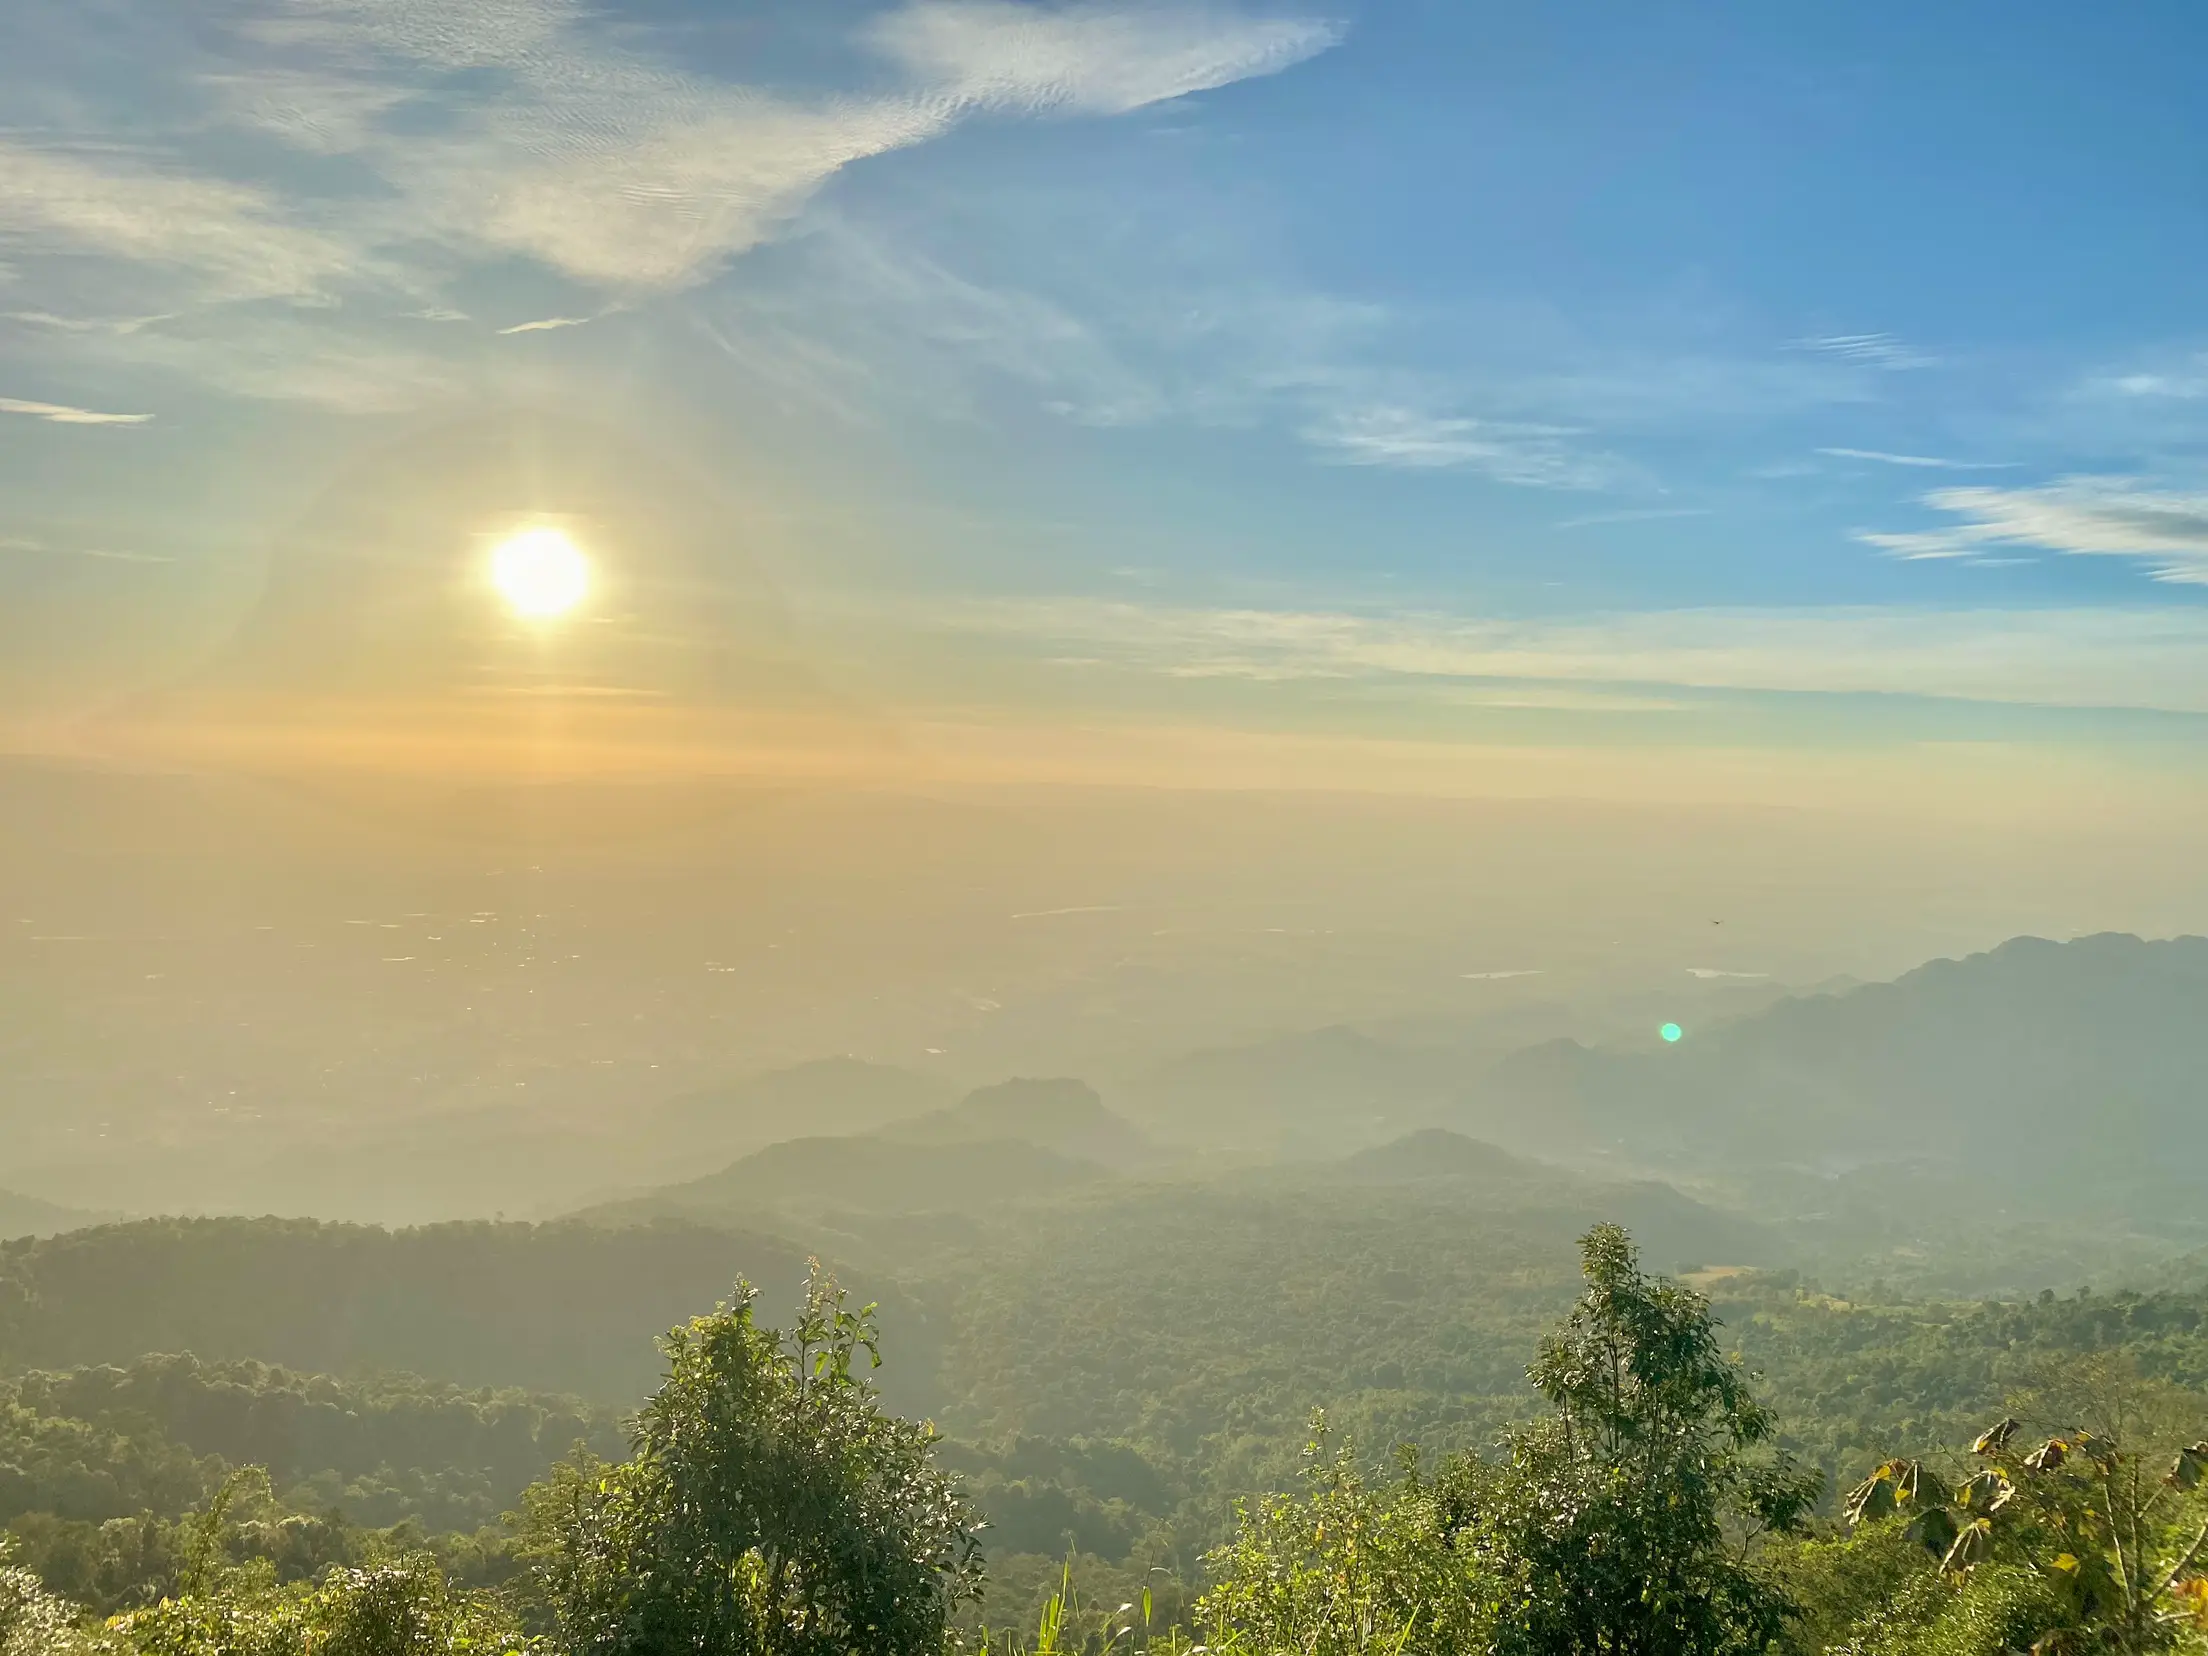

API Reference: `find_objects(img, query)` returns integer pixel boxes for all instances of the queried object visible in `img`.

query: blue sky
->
[6,0,2208,784]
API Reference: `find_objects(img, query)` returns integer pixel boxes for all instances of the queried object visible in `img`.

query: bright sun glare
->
[489,527,589,620]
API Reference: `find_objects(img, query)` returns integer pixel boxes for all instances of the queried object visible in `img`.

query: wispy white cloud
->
[1794,332,1938,371]
[1553,506,1712,529]
[196,66,415,157]
[496,316,591,335]
[1854,530,1983,562]
[243,0,1338,295]
[1860,477,2208,584]
[0,142,353,303]
[0,533,167,563]
[76,310,469,412]
[4,310,173,336]
[2092,353,2208,400]
[695,213,1168,427]
[1817,446,2014,470]
[694,218,1719,489]
[911,593,2208,713]
[1309,406,1618,488]
[0,395,151,425]
[453,96,956,292]
[868,0,1343,116]
[0,0,1345,410]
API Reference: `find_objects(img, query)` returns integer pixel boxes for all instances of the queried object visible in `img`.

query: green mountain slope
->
[584,1134,1109,1226]
[0,1217,931,1409]
[0,1352,624,1532]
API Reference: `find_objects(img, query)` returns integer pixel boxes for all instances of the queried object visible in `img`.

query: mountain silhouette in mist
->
[1132,1025,1461,1154]
[1320,1128,1776,1267]
[1464,933,2208,1205]
[880,1077,1156,1169]
[1337,1128,1544,1184]
[588,1077,1151,1224]
[595,1135,1108,1225]
[647,1057,957,1169]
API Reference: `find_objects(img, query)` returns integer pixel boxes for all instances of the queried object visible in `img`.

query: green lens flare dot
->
[1659,1023,1683,1043]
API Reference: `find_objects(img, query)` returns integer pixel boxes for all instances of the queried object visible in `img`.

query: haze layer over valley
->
[11,753,2208,1233]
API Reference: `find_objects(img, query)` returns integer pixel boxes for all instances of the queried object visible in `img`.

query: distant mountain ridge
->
[1130,1025,1457,1155]
[1461,932,2208,1207]
[586,1135,1108,1226]
[647,1057,958,1167]
[1337,1129,1545,1184]
[1306,1128,1776,1268]
[582,1076,1153,1225]
[881,1077,1156,1169]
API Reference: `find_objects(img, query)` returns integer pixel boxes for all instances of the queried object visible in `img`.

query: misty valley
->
[5,929,2208,1652]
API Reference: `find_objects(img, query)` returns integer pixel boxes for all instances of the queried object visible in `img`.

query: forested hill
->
[0,1218,937,1410]
[582,1077,1155,1226]
[880,1078,1157,1169]
[583,1134,1111,1227]
[0,1353,626,1535]
[1465,931,2208,1201]
[643,1057,958,1173]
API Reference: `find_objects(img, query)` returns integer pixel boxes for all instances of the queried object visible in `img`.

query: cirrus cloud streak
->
[1861,477,2208,583]
[1,0,1342,313]
[916,594,2208,715]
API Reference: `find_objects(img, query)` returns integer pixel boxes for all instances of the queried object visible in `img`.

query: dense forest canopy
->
[0,1218,940,1414]
[5,1226,2204,1654]
[1,1353,623,1532]
[5,1199,2208,1652]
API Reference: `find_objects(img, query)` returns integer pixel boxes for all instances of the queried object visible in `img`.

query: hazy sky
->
[5,1,2208,807]
[15,3,2208,1215]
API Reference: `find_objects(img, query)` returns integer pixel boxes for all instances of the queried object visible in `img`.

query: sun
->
[489,526,589,619]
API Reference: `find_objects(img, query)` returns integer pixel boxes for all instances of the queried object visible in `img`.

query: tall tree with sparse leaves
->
[1455,1222,1821,1656]
[1194,1225,1817,1656]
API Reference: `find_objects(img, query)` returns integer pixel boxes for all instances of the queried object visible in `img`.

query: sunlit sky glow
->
[490,527,590,620]
[5,1,2208,806]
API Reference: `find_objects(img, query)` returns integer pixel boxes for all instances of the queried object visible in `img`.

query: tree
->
[1196,1421,1483,1656]
[518,1263,982,1656]
[1456,1223,1820,1656]
[1194,1225,1816,1656]
[1843,1355,2208,1655]
[109,1553,524,1656]
[84,1468,526,1656]
[1,1538,102,1656]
